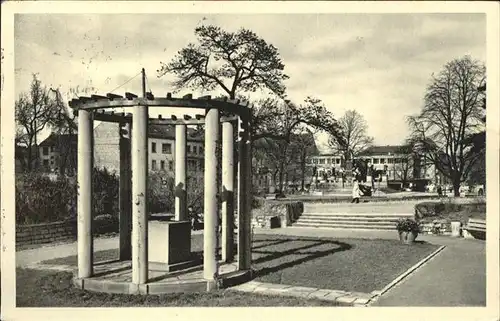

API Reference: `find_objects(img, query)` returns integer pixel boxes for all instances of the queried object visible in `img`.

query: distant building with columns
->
[307,144,443,189]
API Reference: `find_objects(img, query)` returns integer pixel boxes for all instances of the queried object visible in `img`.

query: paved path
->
[16,230,204,267]
[372,235,486,306]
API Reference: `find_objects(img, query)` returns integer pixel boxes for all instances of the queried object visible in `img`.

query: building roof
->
[41,125,204,146]
[148,124,203,142]
[39,133,77,147]
[358,145,406,156]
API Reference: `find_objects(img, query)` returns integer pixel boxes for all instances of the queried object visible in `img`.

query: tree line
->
[16,24,486,197]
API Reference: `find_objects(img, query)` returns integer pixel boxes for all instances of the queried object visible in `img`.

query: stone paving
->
[230,280,375,306]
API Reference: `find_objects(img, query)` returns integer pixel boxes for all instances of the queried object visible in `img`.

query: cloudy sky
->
[14,13,486,150]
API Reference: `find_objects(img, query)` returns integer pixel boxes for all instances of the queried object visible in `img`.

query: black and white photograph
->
[1,2,499,320]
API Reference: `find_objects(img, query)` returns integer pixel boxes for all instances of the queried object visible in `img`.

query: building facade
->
[307,145,442,189]
[37,122,205,176]
[38,134,78,175]
[93,122,204,175]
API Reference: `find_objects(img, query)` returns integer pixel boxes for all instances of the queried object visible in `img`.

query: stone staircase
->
[293,202,416,230]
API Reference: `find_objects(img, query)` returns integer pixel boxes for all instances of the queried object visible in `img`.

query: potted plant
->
[396,218,420,244]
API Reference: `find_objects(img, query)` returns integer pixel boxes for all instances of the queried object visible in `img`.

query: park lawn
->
[16,268,337,307]
[40,234,440,295]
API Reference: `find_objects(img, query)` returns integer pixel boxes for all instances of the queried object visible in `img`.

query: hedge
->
[16,169,207,225]
[415,201,486,220]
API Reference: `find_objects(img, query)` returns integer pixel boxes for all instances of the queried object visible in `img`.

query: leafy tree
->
[328,109,373,161]
[157,25,289,99]
[408,56,486,196]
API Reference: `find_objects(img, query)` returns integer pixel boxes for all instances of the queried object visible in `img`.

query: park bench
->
[464,218,486,240]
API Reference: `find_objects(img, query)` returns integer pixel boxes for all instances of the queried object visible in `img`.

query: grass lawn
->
[40,234,439,294]
[16,268,337,307]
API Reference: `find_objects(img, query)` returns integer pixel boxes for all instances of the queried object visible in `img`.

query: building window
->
[336,159,340,165]
[193,146,197,154]
[327,158,332,164]
[306,158,312,164]
[380,158,386,164]
[50,146,55,152]
[43,147,49,155]
[43,159,49,167]
[152,142,157,153]
[160,160,165,170]
[162,143,171,154]
[313,158,318,164]
[187,145,192,153]
[373,158,379,164]
[388,158,394,164]
[319,158,325,164]
[169,161,173,171]
[199,146,203,154]
[152,160,157,170]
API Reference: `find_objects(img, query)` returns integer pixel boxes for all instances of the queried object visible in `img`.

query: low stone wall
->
[16,216,120,248]
[251,201,304,229]
[16,220,77,247]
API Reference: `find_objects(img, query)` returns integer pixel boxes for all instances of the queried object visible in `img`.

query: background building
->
[35,122,205,177]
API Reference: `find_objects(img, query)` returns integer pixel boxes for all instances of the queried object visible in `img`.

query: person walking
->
[351,179,361,204]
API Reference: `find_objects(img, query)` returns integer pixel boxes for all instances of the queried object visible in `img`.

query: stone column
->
[237,116,250,270]
[221,121,234,262]
[203,108,219,281]
[175,124,187,221]
[131,105,149,284]
[77,109,94,278]
[119,122,132,260]
[244,126,253,267]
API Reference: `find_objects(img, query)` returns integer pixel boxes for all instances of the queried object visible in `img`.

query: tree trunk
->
[300,152,306,191]
[278,161,285,193]
[27,138,34,172]
[452,173,461,197]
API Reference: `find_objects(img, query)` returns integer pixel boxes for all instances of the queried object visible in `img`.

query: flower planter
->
[399,231,418,244]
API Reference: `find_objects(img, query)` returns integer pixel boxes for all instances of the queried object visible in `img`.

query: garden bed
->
[40,234,439,294]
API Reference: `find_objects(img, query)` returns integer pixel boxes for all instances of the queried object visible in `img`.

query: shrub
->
[148,171,175,214]
[92,168,119,218]
[16,173,77,225]
[396,218,420,233]
[93,214,119,235]
[414,202,446,219]
[415,201,486,220]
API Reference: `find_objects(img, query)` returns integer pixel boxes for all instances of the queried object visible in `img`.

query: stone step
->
[303,206,416,214]
[293,222,397,230]
[301,213,414,218]
[298,217,410,223]
[296,218,399,227]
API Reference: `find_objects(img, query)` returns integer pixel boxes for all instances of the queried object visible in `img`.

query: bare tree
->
[407,56,486,196]
[15,74,60,171]
[393,144,416,188]
[328,109,373,161]
[157,24,289,99]
[252,96,345,145]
